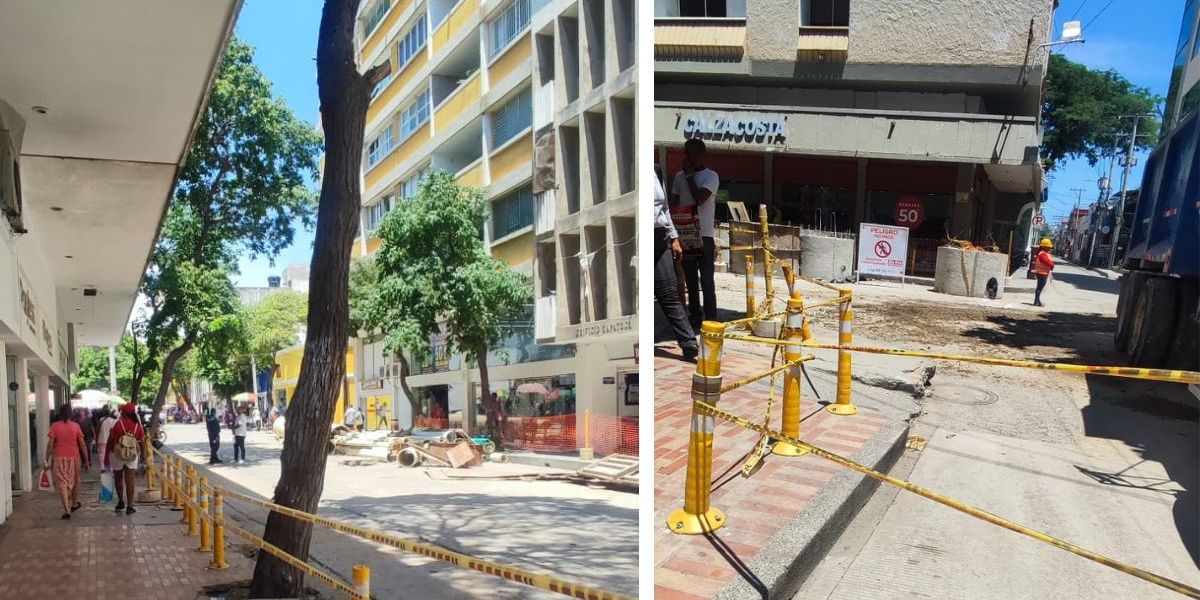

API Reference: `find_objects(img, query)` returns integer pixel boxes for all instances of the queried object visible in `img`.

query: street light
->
[1039,20,1085,49]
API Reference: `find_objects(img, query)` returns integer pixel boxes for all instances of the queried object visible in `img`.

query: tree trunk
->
[149,336,195,438]
[250,0,387,595]
[397,354,422,427]
[476,345,504,450]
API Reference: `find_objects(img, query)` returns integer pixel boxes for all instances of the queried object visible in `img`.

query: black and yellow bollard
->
[208,489,229,570]
[667,321,727,535]
[353,565,371,599]
[827,288,859,415]
[744,255,756,317]
[773,294,811,456]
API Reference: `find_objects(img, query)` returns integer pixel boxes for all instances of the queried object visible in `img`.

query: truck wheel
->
[1114,272,1149,352]
[1168,281,1199,370]
[1128,277,1177,368]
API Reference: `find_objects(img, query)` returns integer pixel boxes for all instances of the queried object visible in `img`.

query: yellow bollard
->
[163,457,173,504]
[187,465,199,536]
[774,294,811,456]
[198,477,211,552]
[744,254,756,317]
[759,205,774,308]
[579,409,594,460]
[174,457,185,510]
[667,321,727,535]
[782,264,795,296]
[353,565,371,599]
[827,288,859,415]
[145,440,158,491]
[208,490,229,570]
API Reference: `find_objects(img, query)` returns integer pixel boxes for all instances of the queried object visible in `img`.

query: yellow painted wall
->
[433,73,481,132]
[360,0,411,61]
[491,230,534,267]
[365,123,430,190]
[368,51,430,124]
[351,236,383,259]
[271,344,356,425]
[488,32,531,86]
[456,160,485,189]
[431,0,479,54]
[489,131,532,182]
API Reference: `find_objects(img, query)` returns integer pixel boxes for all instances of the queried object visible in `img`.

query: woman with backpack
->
[46,404,89,519]
[106,403,145,515]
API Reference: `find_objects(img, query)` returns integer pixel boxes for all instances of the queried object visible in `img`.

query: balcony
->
[797,26,848,62]
[352,235,384,259]
[368,51,429,125]
[431,0,479,54]
[365,123,430,191]
[491,230,534,268]
[489,130,532,184]
[433,71,481,132]
[654,19,745,62]
[489,31,532,88]
[534,189,555,236]
[456,158,485,188]
[361,0,410,61]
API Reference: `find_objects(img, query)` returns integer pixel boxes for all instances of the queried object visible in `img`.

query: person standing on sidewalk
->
[46,404,89,519]
[106,403,144,515]
[232,406,248,463]
[1033,238,1055,307]
[654,163,699,361]
[96,406,117,472]
[671,138,721,328]
[205,408,223,464]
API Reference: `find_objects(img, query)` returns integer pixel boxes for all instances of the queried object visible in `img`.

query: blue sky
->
[229,0,1187,279]
[1042,0,1186,223]
[232,0,323,287]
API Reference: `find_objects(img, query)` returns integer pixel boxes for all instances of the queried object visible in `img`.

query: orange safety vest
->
[1034,250,1054,276]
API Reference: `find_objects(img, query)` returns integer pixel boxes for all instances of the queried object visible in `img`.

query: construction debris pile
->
[329,427,506,469]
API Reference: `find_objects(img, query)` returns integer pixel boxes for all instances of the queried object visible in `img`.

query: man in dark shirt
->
[205,408,223,464]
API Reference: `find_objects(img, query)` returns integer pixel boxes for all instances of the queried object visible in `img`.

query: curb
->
[714,416,911,600]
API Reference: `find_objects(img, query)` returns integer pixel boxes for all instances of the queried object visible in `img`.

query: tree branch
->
[365,61,392,87]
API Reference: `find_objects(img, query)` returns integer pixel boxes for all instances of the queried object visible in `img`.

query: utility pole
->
[250,355,260,414]
[1069,187,1087,260]
[1111,114,1154,269]
[108,346,117,393]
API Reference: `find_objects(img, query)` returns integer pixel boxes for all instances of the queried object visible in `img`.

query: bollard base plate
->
[826,403,859,415]
[772,441,810,456]
[667,507,726,535]
[207,562,229,571]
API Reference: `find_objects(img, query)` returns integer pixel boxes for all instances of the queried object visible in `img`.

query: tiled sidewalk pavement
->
[0,469,253,599]
[654,347,889,600]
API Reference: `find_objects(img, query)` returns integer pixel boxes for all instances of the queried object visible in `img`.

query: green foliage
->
[244,290,307,368]
[347,257,379,335]
[72,333,160,404]
[196,312,251,401]
[1042,54,1161,172]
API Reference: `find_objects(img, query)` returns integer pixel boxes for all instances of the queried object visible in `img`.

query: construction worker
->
[1033,238,1055,307]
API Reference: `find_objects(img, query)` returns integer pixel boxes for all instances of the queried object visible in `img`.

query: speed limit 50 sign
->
[893,195,925,229]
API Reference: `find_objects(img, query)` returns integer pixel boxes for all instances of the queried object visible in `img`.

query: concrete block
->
[934,247,1008,299]
[798,232,855,283]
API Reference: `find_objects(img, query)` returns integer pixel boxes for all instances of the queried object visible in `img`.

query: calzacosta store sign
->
[680,112,787,145]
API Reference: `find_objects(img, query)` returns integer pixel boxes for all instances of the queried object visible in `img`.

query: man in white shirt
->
[671,138,720,327]
[653,164,698,361]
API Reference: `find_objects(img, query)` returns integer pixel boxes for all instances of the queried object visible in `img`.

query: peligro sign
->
[681,112,787,145]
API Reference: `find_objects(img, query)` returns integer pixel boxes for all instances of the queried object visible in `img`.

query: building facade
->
[1165,0,1200,133]
[654,0,1052,275]
[350,0,637,454]
[0,1,238,524]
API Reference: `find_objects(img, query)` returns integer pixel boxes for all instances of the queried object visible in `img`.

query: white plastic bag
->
[99,470,115,503]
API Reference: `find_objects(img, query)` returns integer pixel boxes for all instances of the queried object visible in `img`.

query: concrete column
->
[745,0,800,76]
[0,341,11,522]
[950,164,975,240]
[108,346,117,392]
[854,158,868,227]
[35,374,49,470]
[763,154,774,208]
[14,359,31,493]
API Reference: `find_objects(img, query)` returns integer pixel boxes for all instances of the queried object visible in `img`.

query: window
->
[675,0,745,18]
[366,127,394,167]
[371,72,393,99]
[801,0,848,26]
[365,194,395,232]
[399,89,431,140]
[490,0,531,55]
[492,186,534,239]
[398,15,428,68]
[490,88,532,149]
[363,0,391,37]
[400,169,426,199]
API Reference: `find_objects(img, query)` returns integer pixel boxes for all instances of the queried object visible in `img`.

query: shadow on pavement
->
[1049,270,1121,295]
[705,531,768,599]
[959,312,1121,365]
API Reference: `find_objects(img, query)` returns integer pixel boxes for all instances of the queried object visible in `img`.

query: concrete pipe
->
[489,452,509,463]
[397,447,423,468]
[443,430,459,445]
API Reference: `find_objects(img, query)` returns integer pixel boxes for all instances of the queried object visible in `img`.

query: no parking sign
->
[857,223,909,277]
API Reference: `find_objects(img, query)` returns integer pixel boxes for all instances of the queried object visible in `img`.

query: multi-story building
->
[0,1,238,523]
[654,0,1053,275]
[350,0,637,454]
[236,263,311,306]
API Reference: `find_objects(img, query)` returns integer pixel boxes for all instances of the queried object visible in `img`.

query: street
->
[160,423,638,599]
[785,261,1199,599]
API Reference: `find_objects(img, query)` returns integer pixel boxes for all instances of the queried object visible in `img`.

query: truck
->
[1113,109,1199,382]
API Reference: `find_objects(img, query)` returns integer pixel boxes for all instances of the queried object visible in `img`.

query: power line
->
[1070,0,1090,20]
[1083,0,1117,31]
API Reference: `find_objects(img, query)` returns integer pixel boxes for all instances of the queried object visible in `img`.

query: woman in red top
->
[106,403,145,514]
[1033,238,1055,307]
[46,404,89,519]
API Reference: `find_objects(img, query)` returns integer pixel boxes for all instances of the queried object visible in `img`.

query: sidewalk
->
[0,468,254,599]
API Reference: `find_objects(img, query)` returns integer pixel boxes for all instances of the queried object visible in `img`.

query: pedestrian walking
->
[252,405,263,431]
[671,138,720,328]
[232,406,248,463]
[96,406,118,472]
[46,404,89,519]
[106,402,145,515]
[1033,238,1055,307]
[205,408,223,464]
[653,163,699,361]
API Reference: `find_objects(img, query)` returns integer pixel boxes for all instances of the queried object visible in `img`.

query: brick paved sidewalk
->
[654,346,890,599]
[0,469,253,599]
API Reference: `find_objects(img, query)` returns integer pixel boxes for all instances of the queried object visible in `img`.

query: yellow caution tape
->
[721,355,815,393]
[218,487,633,600]
[693,400,1200,599]
[723,309,787,327]
[221,518,365,599]
[714,334,1200,384]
